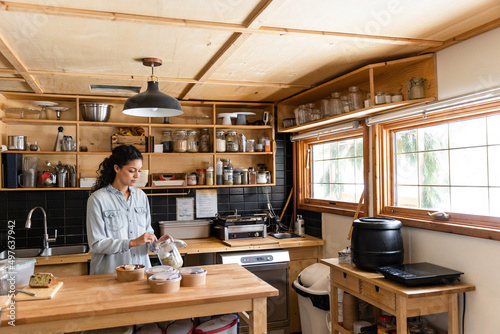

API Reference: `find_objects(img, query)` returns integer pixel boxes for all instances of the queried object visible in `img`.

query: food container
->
[160,220,212,239]
[80,177,97,188]
[0,258,35,288]
[157,240,183,269]
[80,103,112,122]
[194,314,238,334]
[145,265,177,280]
[179,267,207,287]
[149,272,182,293]
[115,264,145,282]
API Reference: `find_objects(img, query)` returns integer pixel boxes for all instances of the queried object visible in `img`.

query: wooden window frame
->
[373,100,500,241]
[296,124,369,217]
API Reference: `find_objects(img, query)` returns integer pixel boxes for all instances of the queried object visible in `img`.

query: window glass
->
[393,114,499,217]
[310,136,363,201]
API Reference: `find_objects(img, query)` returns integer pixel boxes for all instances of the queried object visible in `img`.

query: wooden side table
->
[321,258,475,334]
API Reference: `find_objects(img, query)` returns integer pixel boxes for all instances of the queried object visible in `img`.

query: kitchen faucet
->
[26,206,57,256]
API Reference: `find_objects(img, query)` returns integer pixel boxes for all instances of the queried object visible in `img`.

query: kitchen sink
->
[270,232,304,239]
[0,245,89,259]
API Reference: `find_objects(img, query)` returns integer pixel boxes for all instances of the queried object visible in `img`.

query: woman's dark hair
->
[91,144,143,193]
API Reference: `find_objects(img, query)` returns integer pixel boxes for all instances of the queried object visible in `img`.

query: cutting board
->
[223,238,279,247]
[15,282,63,301]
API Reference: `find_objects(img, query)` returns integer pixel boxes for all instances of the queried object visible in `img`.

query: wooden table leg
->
[395,295,408,334]
[448,294,459,334]
[248,297,267,334]
[332,281,339,334]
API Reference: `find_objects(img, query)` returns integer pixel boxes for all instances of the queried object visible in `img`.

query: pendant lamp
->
[122,58,183,118]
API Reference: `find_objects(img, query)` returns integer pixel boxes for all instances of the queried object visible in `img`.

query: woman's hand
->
[158,233,174,243]
[129,232,158,248]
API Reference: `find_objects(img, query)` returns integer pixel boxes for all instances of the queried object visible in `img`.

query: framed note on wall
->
[176,198,194,221]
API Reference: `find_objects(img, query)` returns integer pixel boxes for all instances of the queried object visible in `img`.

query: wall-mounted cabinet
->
[0,92,275,190]
[277,54,437,133]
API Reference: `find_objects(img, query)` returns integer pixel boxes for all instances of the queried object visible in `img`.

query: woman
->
[86,144,171,275]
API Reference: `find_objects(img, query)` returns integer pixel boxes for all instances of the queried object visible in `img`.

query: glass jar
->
[216,130,226,152]
[161,130,174,153]
[233,170,242,185]
[187,130,199,153]
[241,168,249,185]
[248,167,256,184]
[196,168,206,185]
[0,263,8,296]
[225,130,238,152]
[348,86,364,111]
[329,92,343,115]
[246,139,255,152]
[265,171,271,184]
[256,171,267,184]
[187,173,197,186]
[156,239,183,269]
[223,166,233,185]
[206,167,214,186]
[199,128,210,152]
[375,91,386,105]
[341,95,350,113]
[255,143,264,152]
[173,130,187,153]
[409,77,426,99]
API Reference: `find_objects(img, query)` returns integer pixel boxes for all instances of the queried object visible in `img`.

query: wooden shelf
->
[277,54,437,133]
[0,92,275,190]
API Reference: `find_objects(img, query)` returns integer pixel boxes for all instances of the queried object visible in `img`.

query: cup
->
[18,169,37,188]
[57,171,68,188]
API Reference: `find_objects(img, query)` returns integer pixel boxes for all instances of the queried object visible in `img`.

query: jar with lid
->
[174,130,187,153]
[233,170,242,185]
[223,166,234,185]
[375,91,386,105]
[329,92,343,115]
[256,171,267,184]
[196,168,206,185]
[161,130,174,152]
[246,139,255,152]
[248,167,256,184]
[341,95,351,113]
[205,167,214,185]
[187,173,197,186]
[241,168,249,185]
[348,86,364,111]
[216,130,226,152]
[199,128,210,152]
[408,77,426,100]
[156,239,183,269]
[225,130,238,152]
[187,130,199,153]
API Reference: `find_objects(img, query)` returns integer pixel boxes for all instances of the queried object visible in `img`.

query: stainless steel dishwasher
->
[217,250,290,334]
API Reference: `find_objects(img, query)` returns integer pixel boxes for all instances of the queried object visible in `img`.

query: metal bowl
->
[80,103,113,122]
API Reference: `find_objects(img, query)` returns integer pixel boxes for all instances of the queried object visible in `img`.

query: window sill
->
[379,213,500,241]
[298,202,365,217]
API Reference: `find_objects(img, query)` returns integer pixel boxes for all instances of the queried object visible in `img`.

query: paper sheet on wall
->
[195,189,218,218]
[176,198,194,221]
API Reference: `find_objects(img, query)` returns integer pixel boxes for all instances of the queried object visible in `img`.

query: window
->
[296,126,367,216]
[374,100,500,240]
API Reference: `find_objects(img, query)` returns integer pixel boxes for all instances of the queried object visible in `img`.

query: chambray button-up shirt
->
[87,184,155,275]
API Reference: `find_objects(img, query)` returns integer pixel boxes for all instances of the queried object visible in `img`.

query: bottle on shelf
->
[216,159,223,185]
[347,86,364,111]
[295,215,304,235]
[329,92,343,115]
[206,166,214,186]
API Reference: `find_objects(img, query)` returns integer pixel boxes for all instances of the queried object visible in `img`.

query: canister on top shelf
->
[173,130,187,153]
[330,92,343,115]
[375,92,386,105]
[408,77,426,100]
[225,130,238,152]
[187,130,199,153]
[161,130,173,153]
[347,86,364,111]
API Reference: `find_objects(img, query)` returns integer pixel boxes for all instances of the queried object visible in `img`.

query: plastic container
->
[292,263,331,334]
[166,318,196,334]
[116,264,145,282]
[194,314,238,334]
[146,265,177,280]
[241,168,248,185]
[159,220,212,239]
[157,240,183,269]
[179,267,207,287]
[149,272,182,293]
[206,167,214,186]
[216,159,223,185]
[1,258,36,288]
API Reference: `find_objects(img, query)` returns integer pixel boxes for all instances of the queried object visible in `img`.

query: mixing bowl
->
[80,103,113,122]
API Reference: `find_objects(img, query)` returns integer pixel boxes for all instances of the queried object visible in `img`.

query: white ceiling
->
[0,0,498,102]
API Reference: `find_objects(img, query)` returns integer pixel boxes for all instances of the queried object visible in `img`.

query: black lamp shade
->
[122,81,183,117]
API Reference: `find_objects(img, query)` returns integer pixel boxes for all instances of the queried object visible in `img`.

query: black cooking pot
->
[351,217,404,271]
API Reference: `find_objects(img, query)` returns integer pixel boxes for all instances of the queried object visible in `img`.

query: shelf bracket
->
[146,189,191,197]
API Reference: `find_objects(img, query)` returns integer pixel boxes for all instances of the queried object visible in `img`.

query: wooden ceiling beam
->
[0,1,443,47]
[0,32,42,93]
[181,0,288,100]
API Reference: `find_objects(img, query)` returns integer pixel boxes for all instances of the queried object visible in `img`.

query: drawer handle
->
[343,273,347,279]
[375,286,380,292]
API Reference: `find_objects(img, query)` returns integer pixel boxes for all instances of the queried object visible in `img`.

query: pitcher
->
[18,156,39,188]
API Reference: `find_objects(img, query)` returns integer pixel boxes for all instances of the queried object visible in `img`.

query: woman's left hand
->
[158,233,174,243]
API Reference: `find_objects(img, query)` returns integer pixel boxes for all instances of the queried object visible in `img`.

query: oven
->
[217,250,290,334]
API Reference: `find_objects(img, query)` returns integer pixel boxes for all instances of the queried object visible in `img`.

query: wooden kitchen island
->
[0,263,278,334]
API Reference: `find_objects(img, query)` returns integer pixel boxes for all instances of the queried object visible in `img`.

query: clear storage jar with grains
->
[216,130,226,152]
[199,128,210,152]
[187,130,199,153]
[174,130,187,153]
[225,130,238,152]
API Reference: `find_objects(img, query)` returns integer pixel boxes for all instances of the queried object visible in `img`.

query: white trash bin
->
[292,263,331,334]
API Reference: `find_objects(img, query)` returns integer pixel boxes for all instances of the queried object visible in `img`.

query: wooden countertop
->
[1,263,278,333]
[34,235,324,266]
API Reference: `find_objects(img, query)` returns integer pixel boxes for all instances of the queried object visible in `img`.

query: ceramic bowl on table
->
[116,264,145,282]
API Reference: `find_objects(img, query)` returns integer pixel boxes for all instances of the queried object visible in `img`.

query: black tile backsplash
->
[0,131,322,251]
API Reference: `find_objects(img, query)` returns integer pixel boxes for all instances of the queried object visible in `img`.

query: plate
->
[32,101,58,107]
[49,107,69,111]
